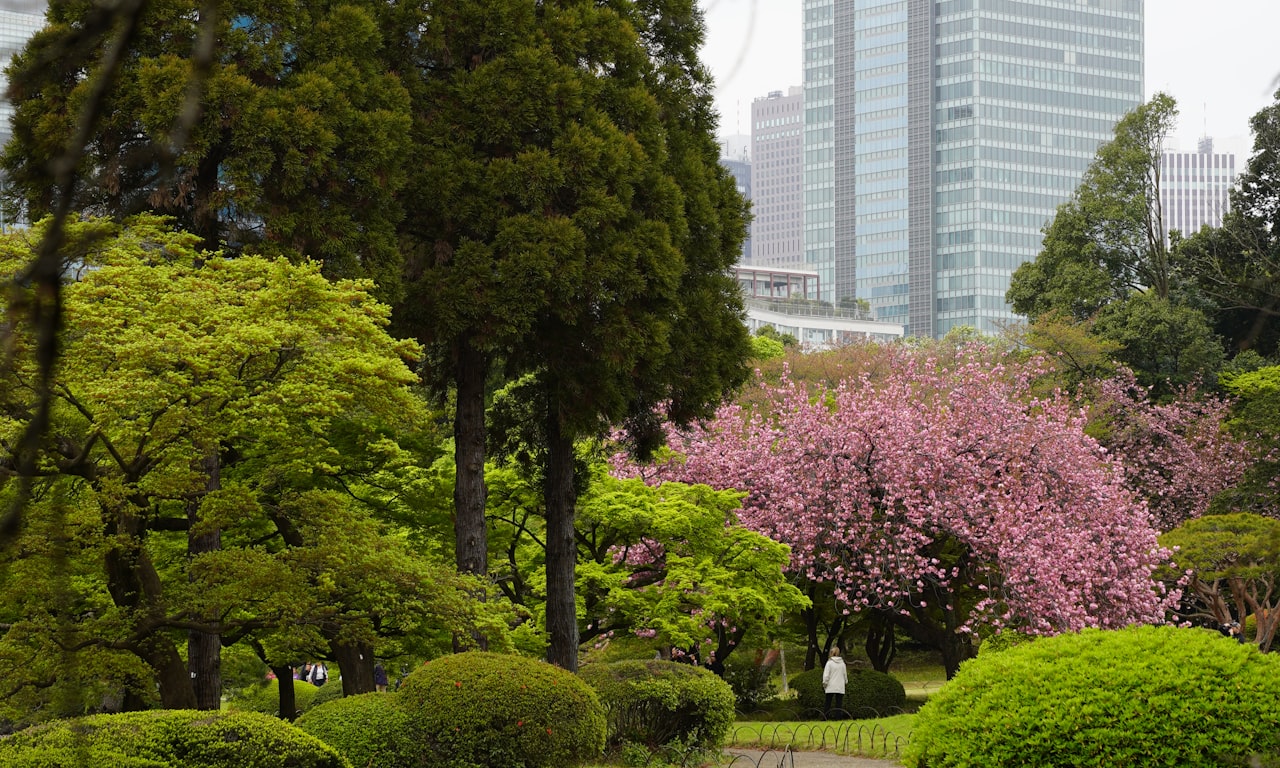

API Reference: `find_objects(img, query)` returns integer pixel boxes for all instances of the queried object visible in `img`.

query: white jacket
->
[822,656,847,694]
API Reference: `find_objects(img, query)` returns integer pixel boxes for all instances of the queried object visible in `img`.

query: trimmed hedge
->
[578,659,735,753]
[295,693,413,768]
[0,710,347,768]
[398,651,605,768]
[310,680,345,711]
[789,666,906,719]
[906,625,1280,767]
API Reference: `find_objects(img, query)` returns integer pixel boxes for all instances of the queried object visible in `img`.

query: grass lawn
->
[726,715,916,761]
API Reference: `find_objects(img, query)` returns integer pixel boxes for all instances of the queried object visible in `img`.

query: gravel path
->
[722,748,902,767]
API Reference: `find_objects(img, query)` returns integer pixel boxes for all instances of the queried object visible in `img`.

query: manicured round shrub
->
[906,625,1280,767]
[0,710,347,768]
[309,679,344,711]
[787,668,826,715]
[578,659,735,753]
[845,668,907,718]
[229,679,318,717]
[397,651,605,768]
[295,693,414,768]
[788,666,905,719]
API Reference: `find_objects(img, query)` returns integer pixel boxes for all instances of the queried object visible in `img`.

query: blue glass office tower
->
[803,0,1143,335]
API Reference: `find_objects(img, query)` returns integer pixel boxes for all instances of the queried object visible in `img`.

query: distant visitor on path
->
[823,647,848,718]
[374,662,389,693]
[308,661,329,687]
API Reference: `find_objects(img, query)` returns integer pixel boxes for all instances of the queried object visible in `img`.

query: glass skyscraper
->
[804,0,1144,335]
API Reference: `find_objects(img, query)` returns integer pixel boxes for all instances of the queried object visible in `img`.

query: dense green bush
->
[0,710,347,768]
[229,679,318,717]
[789,666,905,719]
[578,659,735,754]
[310,679,344,710]
[397,651,605,768]
[296,693,412,768]
[906,625,1280,767]
[721,654,778,710]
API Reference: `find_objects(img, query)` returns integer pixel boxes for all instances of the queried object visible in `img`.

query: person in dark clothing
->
[374,662,389,693]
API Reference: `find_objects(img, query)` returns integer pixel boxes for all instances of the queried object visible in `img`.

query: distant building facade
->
[751,87,805,268]
[735,266,903,347]
[803,0,1144,336]
[720,157,752,263]
[1160,136,1237,244]
[0,3,44,230]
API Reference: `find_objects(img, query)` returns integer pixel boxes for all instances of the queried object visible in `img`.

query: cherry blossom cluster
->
[618,345,1180,638]
[1091,369,1250,531]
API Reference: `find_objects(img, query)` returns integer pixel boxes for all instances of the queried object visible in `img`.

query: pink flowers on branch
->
[620,345,1180,674]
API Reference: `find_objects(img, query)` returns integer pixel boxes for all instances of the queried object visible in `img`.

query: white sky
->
[700,0,1280,157]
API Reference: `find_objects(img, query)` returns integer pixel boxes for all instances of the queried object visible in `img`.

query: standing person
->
[308,661,328,687]
[822,647,848,719]
[374,662,389,693]
[297,663,310,682]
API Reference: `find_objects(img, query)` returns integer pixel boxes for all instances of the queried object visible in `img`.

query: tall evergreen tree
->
[388,0,749,669]
[2,0,410,295]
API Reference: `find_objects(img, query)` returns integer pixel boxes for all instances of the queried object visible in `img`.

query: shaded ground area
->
[723,749,902,767]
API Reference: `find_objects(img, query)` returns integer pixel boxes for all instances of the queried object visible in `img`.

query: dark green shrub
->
[787,668,826,715]
[578,659,735,754]
[845,668,907,718]
[397,651,605,768]
[0,710,347,768]
[906,625,1280,768]
[296,693,413,768]
[721,654,778,710]
[788,666,905,719]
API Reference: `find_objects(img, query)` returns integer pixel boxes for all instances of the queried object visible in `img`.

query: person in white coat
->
[822,646,848,719]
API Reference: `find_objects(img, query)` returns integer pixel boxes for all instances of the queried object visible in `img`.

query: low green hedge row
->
[0,710,345,768]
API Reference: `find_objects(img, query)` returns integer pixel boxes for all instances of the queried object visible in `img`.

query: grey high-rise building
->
[1160,137,1236,245]
[803,0,1144,335]
[0,2,46,231]
[720,156,753,262]
[751,87,805,270]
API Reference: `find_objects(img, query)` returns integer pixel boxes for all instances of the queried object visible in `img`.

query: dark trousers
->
[824,692,844,717]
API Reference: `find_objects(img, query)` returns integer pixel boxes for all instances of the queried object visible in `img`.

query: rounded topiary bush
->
[308,679,344,711]
[787,668,826,715]
[845,668,906,718]
[0,710,347,768]
[229,679,318,717]
[295,693,413,768]
[578,659,735,754]
[789,666,904,719]
[397,651,605,768]
[905,625,1280,768]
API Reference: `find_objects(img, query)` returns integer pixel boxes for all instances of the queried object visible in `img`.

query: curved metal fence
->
[728,721,911,761]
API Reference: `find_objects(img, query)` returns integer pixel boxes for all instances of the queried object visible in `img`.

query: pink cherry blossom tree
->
[619,344,1179,677]
[1089,369,1250,532]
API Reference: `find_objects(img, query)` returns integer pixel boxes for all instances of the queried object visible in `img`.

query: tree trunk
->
[187,451,222,710]
[103,503,197,709]
[273,666,299,721]
[332,639,376,696]
[544,407,579,672]
[452,338,489,651]
[453,337,489,579]
[865,611,897,673]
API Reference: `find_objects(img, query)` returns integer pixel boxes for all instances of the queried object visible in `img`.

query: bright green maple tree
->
[0,216,498,714]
